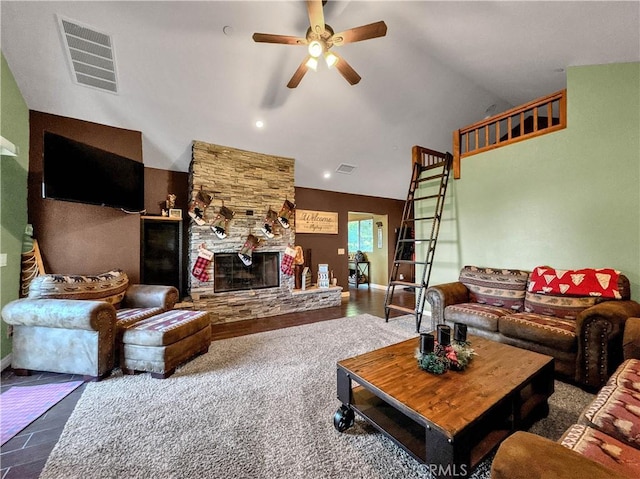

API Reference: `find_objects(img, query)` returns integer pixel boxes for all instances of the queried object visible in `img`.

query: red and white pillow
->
[528,266,621,299]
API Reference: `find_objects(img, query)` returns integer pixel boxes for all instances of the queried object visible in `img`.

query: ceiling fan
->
[252,0,387,88]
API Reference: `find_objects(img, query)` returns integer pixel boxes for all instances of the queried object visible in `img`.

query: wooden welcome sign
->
[295,210,338,234]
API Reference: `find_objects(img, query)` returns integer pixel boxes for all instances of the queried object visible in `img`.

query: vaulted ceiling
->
[2,1,638,199]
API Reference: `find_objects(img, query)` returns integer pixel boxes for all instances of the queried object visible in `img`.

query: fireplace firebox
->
[214,252,280,293]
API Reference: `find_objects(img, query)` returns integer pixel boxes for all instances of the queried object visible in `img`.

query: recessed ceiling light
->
[255,120,264,128]
[223,26,233,36]
[323,172,331,179]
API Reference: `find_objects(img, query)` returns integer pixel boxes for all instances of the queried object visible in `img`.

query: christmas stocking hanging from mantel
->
[260,207,278,239]
[238,234,260,267]
[281,245,296,276]
[188,189,214,226]
[210,205,235,239]
[277,199,296,229]
[192,245,214,282]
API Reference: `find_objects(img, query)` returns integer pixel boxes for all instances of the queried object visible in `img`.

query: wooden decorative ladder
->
[384,146,452,332]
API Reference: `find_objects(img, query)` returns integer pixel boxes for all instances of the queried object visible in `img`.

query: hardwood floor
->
[0,286,415,479]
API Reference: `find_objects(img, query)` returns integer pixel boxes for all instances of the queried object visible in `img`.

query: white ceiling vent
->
[336,163,357,175]
[58,16,118,93]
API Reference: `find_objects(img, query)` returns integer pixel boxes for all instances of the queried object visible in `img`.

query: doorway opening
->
[347,212,388,288]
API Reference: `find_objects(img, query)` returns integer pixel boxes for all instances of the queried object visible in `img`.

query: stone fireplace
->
[188,141,341,323]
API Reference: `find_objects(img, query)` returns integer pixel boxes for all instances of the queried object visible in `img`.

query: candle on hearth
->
[454,323,468,342]
[420,333,434,354]
[437,324,451,346]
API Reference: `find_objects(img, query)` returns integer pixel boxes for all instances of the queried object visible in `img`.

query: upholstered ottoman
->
[121,310,211,378]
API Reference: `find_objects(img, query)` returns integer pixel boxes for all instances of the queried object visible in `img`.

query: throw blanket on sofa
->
[528,267,621,299]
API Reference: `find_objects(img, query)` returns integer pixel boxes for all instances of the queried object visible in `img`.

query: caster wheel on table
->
[333,405,355,432]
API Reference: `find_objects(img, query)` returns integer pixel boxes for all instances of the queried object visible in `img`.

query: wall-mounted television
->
[42,131,145,212]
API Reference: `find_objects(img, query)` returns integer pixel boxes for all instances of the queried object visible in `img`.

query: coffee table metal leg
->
[335,367,355,432]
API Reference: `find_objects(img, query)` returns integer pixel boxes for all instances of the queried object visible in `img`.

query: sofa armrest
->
[575,300,640,387]
[491,431,627,479]
[122,284,179,310]
[425,282,469,325]
[623,317,640,360]
[1,299,116,331]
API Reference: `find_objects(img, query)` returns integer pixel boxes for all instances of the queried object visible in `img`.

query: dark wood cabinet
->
[141,216,183,297]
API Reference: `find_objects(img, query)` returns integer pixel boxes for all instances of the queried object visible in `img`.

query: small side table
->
[348,260,370,288]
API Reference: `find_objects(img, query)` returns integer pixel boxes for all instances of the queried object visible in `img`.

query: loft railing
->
[412,145,449,168]
[452,89,566,178]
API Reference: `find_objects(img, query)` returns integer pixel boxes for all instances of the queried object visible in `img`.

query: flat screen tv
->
[42,131,145,212]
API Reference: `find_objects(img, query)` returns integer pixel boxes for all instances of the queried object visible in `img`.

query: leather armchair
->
[1,270,178,380]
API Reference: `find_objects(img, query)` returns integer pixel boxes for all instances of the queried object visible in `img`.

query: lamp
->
[307,40,323,58]
[0,136,18,157]
[324,51,338,69]
[305,56,319,71]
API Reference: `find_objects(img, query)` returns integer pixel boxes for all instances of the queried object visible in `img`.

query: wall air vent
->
[57,16,118,93]
[335,163,357,175]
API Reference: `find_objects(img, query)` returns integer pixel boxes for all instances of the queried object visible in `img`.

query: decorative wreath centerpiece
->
[416,341,475,375]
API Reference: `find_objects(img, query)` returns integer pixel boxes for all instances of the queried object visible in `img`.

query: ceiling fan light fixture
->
[305,56,319,71]
[308,40,323,58]
[324,51,338,69]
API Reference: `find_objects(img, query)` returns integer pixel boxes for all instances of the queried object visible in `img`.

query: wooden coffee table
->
[334,335,554,479]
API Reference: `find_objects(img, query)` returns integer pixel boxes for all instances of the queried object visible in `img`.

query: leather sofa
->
[425,265,640,389]
[491,318,640,479]
[1,269,178,380]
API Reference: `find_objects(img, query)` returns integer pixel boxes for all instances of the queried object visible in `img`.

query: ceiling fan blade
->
[252,33,307,45]
[307,0,326,36]
[333,52,361,85]
[331,21,387,46]
[287,57,310,89]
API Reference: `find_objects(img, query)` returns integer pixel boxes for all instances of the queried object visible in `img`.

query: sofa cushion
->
[444,303,514,332]
[524,291,598,319]
[28,269,129,307]
[528,266,622,299]
[560,423,640,478]
[580,384,640,450]
[498,312,576,352]
[458,266,529,312]
[607,359,640,393]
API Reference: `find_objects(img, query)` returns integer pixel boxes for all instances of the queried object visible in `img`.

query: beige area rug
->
[39,314,594,479]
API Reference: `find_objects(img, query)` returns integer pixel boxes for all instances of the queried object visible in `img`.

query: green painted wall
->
[421,62,640,306]
[1,52,29,362]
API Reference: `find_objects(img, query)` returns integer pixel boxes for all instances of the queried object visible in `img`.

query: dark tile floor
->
[0,286,414,478]
[0,371,87,479]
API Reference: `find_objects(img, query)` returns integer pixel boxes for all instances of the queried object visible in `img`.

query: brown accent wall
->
[294,188,408,288]
[28,111,187,284]
[27,112,404,294]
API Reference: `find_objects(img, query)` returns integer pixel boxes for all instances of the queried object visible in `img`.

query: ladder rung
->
[416,173,444,183]
[398,238,431,243]
[386,304,416,315]
[391,280,422,288]
[394,260,428,265]
[413,194,440,202]
[403,216,436,223]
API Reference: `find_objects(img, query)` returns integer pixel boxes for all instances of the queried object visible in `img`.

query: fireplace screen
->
[214,252,280,293]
